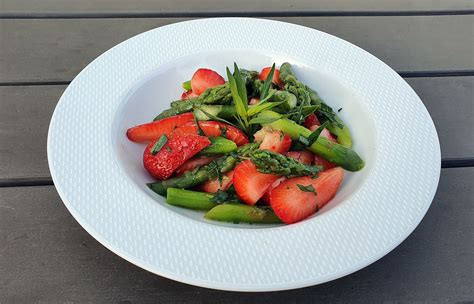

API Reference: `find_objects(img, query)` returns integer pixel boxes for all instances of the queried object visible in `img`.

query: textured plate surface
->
[48,18,441,291]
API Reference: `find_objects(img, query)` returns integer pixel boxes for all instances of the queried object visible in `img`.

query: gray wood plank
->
[1,0,472,14]
[1,16,473,83]
[0,77,473,180]
[1,168,472,302]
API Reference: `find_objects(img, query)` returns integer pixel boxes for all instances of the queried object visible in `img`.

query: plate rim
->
[47,17,441,291]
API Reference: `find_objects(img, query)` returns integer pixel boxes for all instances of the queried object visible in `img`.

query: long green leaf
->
[260,63,275,100]
[247,101,285,116]
[226,67,248,126]
[249,115,282,125]
[233,63,248,110]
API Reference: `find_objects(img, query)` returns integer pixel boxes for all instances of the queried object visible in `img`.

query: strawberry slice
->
[173,121,249,146]
[314,156,336,170]
[191,68,225,95]
[127,113,194,143]
[181,90,199,100]
[303,113,321,129]
[309,124,337,143]
[233,160,279,205]
[270,167,344,224]
[259,67,284,87]
[261,177,287,204]
[254,128,291,154]
[143,134,210,180]
[201,170,234,193]
[286,150,314,165]
[174,156,218,176]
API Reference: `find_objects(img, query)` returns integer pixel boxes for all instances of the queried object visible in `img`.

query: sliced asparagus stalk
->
[166,188,217,210]
[198,137,237,155]
[205,203,282,224]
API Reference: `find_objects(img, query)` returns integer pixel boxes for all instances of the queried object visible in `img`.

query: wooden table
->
[1,1,473,302]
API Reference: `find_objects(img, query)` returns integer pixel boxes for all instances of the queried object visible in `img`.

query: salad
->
[126,63,364,224]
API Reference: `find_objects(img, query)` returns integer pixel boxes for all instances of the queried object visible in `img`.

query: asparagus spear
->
[167,188,217,210]
[147,142,260,195]
[258,111,364,171]
[249,149,322,177]
[280,62,352,147]
[198,137,237,155]
[205,203,282,224]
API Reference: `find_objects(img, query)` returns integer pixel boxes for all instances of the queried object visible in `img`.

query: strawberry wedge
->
[173,121,249,146]
[191,68,225,95]
[233,160,279,205]
[259,67,284,87]
[143,134,210,180]
[270,167,344,224]
[127,113,194,143]
[254,128,291,154]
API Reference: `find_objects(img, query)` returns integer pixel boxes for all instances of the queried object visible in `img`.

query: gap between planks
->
[0,70,473,87]
[0,10,473,19]
[1,159,473,188]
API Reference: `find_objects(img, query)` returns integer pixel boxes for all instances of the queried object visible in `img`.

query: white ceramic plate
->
[48,18,440,291]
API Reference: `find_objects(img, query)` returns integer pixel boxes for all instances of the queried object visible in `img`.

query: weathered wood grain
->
[1,16,473,83]
[1,0,472,14]
[1,168,472,302]
[1,77,472,180]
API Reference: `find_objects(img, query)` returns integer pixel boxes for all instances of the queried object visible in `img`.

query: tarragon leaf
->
[151,135,168,155]
[260,63,275,100]
[297,184,317,194]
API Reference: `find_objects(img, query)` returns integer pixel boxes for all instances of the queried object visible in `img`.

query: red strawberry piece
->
[249,97,260,105]
[259,67,284,87]
[254,128,291,154]
[191,68,225,95]
[270,167,344,224]
[261,177,287,204]
[314,155,336,171]
[303,113,321,129]
[201,170,235,193]
[126,113,194,143]
[233,160,280,205]
[174,156,218,176]
[173,121,249,146]
[286,150,314,165]
[181,90,199,100]
[309,124,337,143]
[143,134,210,180]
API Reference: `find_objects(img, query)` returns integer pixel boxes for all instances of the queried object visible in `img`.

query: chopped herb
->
[297,184,316,194]
[279,131,284,141]
[166,146,172,152]
[150,135,168,155]
[221,126,228,137]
